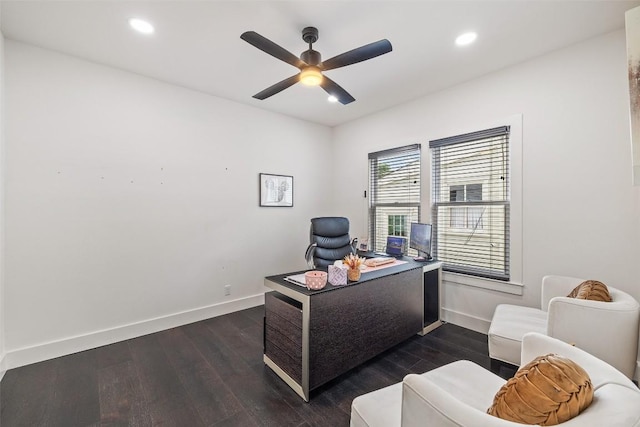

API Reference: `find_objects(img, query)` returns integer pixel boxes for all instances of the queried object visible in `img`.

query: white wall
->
[0,16,6,380]
[333,29,640,333]
[4,28,640,373]
[3,41,334,368]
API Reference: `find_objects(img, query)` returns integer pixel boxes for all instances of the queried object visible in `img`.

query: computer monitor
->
[385,236,407,256]
[410,222,432,259]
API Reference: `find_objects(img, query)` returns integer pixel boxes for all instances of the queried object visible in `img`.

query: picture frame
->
[358,237,370,252]
[626,6,640,185]
[259,173,293,207]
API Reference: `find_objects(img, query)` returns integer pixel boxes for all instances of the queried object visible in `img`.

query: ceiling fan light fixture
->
[300,66,323,86]
[327,95,338,103]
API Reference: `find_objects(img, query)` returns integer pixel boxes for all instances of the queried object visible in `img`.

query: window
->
[449,184,483,229]
[430,126,510,281]
[368,144,421,253]
[388,215,408,237]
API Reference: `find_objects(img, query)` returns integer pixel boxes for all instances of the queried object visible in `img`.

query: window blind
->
[430,127,510,281]
[368,144,421,253]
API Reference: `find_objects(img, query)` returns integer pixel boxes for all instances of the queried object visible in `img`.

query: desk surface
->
[265,256,440,296]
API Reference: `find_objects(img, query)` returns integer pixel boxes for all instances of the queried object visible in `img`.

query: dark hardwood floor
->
[0,306,515,426]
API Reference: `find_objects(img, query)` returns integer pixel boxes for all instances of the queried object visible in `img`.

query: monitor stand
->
[413,251,433,262]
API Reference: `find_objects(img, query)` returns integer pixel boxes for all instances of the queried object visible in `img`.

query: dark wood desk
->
[263,259,442,401]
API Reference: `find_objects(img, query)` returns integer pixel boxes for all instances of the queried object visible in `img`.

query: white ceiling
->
[1,1,639,127]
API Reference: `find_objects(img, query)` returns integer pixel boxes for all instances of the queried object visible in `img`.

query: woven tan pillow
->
[567,280,612,302]
[488,354,593,426]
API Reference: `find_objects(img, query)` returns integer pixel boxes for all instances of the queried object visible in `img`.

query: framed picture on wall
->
[259,173,293,207]
[626,6,640,185]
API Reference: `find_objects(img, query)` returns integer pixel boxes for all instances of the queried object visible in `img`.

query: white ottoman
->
[487,304,546,367]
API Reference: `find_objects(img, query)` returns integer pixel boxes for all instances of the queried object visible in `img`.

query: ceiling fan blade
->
[321,39,392,71]
[241,31,307,69]
[320,76,355,105]
[253,74,300,100]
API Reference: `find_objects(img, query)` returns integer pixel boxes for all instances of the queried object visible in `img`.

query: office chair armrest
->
[305,243,317,269]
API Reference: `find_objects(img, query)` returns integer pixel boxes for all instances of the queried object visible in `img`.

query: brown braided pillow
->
[487,354,593,426]
[567,280,612,302]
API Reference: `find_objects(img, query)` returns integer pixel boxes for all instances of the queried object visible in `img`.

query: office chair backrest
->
[307,217,355,268]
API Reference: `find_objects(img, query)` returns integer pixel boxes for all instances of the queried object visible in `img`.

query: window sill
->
[442,271,523,295]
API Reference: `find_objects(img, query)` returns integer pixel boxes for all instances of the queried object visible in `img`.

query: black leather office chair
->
[305,217,357,269]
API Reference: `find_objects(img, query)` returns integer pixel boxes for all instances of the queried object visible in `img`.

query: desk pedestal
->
[420,262,443,335]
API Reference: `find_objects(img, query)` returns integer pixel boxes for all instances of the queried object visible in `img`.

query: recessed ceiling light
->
[455,32,477,46]
[129,18,154,35]
[328,95,338,103]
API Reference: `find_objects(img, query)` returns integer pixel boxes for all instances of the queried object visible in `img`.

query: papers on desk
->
[364,257,395,267]
[284,273,307,288]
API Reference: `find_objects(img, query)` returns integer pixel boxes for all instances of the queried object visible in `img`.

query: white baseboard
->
[0,352,6,382]
[442,307,491,335]
[3,293,265,371]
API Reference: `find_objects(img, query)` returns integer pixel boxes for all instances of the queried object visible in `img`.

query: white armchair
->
[488,275,640,378]
[350,333,640,427]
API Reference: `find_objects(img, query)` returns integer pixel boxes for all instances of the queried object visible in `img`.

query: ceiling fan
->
[240,27,392,105]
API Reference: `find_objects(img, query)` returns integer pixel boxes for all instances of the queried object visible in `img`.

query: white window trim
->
[427,114,523,293]
[442,271,524,295]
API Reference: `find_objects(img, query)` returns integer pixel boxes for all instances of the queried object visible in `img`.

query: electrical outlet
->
[224,285,231,296]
